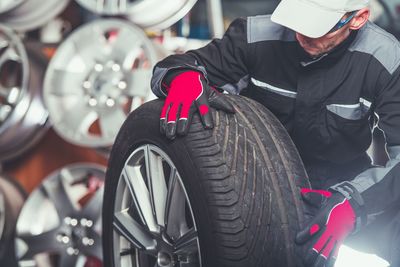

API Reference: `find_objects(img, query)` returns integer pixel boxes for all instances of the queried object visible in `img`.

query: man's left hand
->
[296,188,356,267]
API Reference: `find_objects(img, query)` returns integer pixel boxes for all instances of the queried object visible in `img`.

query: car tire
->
[103,95,311,267]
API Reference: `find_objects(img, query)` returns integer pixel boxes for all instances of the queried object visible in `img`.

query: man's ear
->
[349,8,370,30]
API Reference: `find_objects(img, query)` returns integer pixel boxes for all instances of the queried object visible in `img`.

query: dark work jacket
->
[151,15,400,226]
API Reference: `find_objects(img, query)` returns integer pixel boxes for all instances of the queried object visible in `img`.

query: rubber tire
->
[103,95,311,267]
[0,175,26,266]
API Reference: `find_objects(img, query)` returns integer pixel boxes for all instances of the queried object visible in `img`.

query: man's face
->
[295,14,354,57]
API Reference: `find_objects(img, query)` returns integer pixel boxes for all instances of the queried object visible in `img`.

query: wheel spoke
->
[71,31,103,65]
[123,165,158,232]
[165,170,187,240]
[46,69,86,96]
[42,172,76,218]
[124,68,152,98]
[114,211,157,252]
[145,146,168,227]
[59,252,79,267]
[174,228,199,256]
[57,100,97,138]
[82,187,103,222]
[112,27,143,55]
[18,228,65,260]
[98,107,126,139]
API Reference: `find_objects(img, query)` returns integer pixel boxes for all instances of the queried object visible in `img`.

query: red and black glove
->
[296,188,357,267]
[160,70,235,139]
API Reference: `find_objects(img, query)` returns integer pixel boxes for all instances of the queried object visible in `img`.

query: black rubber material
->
[0,175,26,267]
[103,95,311,267]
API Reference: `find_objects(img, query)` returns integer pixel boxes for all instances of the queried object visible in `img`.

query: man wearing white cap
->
[151,0,400,266]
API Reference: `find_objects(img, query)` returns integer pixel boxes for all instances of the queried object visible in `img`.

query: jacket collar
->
[298,30,359,67]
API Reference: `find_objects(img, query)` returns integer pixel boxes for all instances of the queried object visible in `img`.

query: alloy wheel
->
[0,27,49,162]
[76,0,197,30]
[0,0,70,32]
[15,163,106,267]
[0,0,25,14]
[113,144,202,267]
[44,19,157,148]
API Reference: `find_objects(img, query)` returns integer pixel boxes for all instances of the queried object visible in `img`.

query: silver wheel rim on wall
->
[0,26,49,162]
[44,18,158,148]
[0,0,70,32]
[75,0,198,30]
[0,0,25,14]
[0,175,25,256]
[127,0,198,30]
[15,163,106,267]
[113,144,202,267]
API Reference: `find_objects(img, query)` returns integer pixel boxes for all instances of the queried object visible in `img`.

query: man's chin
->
[303,48,322,57]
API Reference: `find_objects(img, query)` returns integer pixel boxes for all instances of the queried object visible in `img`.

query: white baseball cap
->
[271,0,370,38]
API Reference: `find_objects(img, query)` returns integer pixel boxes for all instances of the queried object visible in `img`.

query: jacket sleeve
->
[150,18,250,97]
[330,65,400,228]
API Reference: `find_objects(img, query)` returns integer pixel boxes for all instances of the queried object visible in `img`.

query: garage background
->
[0,0,397,266]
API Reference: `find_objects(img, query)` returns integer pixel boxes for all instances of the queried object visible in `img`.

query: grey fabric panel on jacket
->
[331,145,400,225]
[349,22,400,75]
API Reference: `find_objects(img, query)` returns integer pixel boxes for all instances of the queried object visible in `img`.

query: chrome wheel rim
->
[44,19,157,148]
[126,0,198,30]
[0,0,25,14]
[76,0,197,30]
[76,0,139,15]
[0,24,28,129]
[113,144,202,267]
[0,26,50,162]
[0,0,70,32]
[15,163,106,267]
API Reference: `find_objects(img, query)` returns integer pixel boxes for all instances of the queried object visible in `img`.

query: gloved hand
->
[296,188,356,267]
[160,70,235,139]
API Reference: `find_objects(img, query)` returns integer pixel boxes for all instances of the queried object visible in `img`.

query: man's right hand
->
[160,71,234,139]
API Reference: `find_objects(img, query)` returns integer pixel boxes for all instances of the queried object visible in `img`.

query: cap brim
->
[271,0,346,38]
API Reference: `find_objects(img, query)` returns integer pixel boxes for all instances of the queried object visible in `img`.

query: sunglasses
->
[327,11,358,34]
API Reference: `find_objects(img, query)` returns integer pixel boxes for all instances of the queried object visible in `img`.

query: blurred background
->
[0,0,397,266]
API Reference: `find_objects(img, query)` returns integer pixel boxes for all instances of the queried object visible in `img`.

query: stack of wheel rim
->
[42,0,199,155]
[0,24,50,162]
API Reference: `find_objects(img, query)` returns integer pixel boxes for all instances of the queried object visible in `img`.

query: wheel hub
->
[57,216,96,255]
[83,61,126,109]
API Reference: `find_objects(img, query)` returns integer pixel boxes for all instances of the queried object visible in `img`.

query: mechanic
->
[150,0,400,266]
